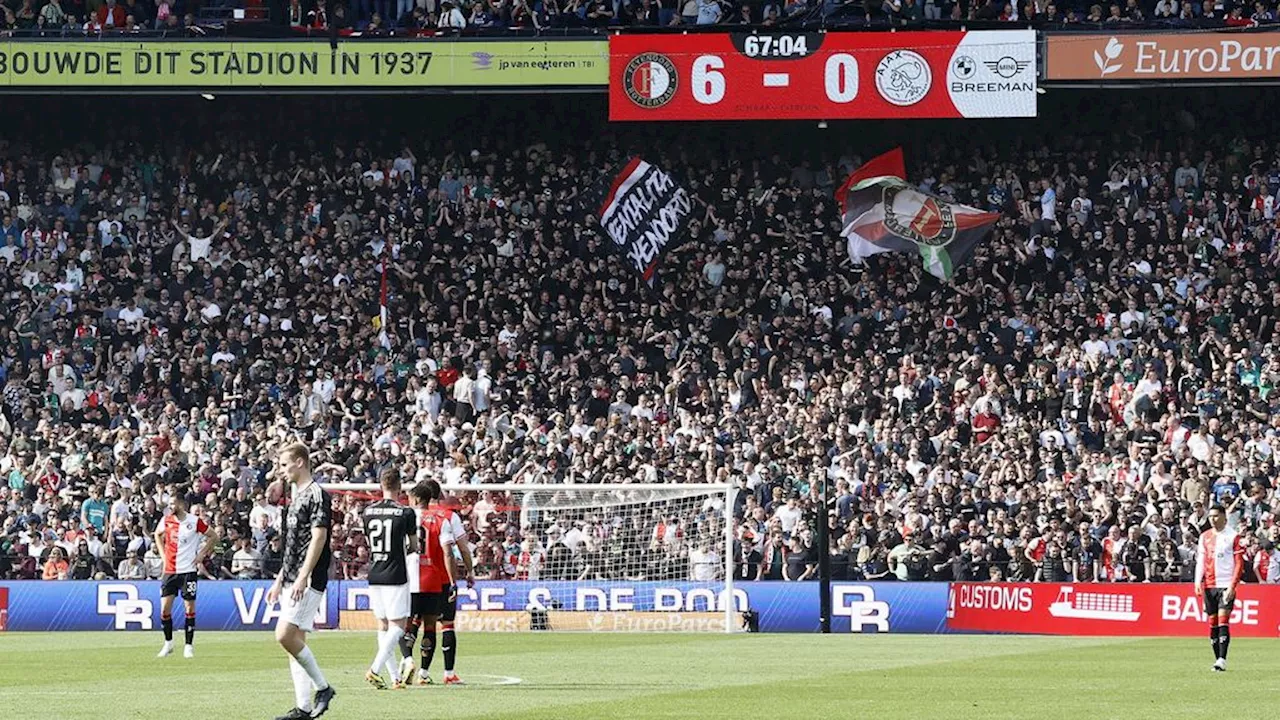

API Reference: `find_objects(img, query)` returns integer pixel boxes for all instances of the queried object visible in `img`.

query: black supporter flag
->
[597,158,693,287]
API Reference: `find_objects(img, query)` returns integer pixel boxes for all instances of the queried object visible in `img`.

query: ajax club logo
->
[875,49,932,106]
[623,52,679,109]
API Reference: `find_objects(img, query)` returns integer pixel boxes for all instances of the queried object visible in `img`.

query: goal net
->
[324,483,738,633]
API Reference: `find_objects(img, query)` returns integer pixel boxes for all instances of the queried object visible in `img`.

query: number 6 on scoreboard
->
[824,54,858,104]
[692,55,725,105]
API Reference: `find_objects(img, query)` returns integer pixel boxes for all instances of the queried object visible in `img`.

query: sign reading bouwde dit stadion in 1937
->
[0,40,607,88]
[608,30,1036,121]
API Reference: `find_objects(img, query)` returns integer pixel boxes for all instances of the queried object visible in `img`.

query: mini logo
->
[1093,37,1125,76]
[623,53,679,109]
[471,52,494,70]
[953,55,977,80]
[883,185,956,247]
[983,56,1031,78]
[875,49,931,106]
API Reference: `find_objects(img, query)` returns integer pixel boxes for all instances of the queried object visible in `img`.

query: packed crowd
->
[1,92,1280,588]
[1,0,1265,34]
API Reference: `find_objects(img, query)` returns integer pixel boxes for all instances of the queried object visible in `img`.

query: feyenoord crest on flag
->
[881,185,956,248]
[837,148,998,281]
[598,158,693,286]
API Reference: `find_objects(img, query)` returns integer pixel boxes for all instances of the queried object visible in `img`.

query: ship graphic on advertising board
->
[1048,586,1141,622]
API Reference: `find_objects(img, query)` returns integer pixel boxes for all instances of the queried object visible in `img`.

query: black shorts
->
[160,572,198,601]
[1204,587,1235,617]
[411,590,456,622]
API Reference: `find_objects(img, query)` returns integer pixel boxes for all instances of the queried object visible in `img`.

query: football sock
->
[294,646,329,690]
[184,612,196,646]
[1220,624,1231,660]
[289,657,314,712]
[441,625,456,673]
[399,619,419,659]
[162,614,174,643]
[1210,623,1222,659]
[372,628,402,677]
[384,630,402,682]
[421,630,437,672]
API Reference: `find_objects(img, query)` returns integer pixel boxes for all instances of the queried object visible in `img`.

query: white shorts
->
[280,587,325,633]
[368,583,410,621]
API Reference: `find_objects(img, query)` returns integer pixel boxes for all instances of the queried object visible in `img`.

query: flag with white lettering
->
[598,158,693,287]
[838,148,999,281]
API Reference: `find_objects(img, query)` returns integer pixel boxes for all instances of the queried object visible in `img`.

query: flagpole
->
[378,252,390,350]
[819,476,831,634]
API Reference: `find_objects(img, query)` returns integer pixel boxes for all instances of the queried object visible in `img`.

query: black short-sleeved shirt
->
[361,499,416,586]
[281,481,332,591]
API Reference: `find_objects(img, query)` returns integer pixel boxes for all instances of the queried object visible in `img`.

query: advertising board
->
[946,582,1280,637]
[0,40,607,87]
[1046,32,1280,82]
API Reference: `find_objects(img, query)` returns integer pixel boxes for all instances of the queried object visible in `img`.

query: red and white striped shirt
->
[1102,536,1125,581]
[1253,547,1271,583]
[1195,528,1244,590]
[161,513,209,574]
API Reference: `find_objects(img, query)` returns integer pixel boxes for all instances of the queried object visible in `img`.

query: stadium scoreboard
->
[609,31,1037,122]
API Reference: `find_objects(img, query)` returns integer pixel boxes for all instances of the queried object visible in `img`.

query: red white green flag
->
[837,148,999,281]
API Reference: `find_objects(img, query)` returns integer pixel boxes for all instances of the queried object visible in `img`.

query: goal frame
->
[322,482,738,633]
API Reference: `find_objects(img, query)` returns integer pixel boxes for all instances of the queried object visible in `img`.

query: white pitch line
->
[406,674,522,687]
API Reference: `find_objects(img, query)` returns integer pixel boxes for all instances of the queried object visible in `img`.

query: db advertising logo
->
[97,584,154,630]
[833,585,891,632]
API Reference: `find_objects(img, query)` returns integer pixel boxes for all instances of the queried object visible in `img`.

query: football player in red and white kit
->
[399,480,474,686]
[1194,504,1245,672]
[153,494,213,659]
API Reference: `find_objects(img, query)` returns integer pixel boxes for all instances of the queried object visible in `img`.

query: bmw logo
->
[953,55,977,80]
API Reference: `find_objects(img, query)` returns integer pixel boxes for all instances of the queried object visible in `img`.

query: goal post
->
[323,482,739,633]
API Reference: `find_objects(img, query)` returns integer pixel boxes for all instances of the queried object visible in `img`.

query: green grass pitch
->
[0,631,1274,719]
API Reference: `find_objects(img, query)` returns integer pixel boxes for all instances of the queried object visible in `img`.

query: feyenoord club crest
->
[623,53,679,109]
[882,184,956,247]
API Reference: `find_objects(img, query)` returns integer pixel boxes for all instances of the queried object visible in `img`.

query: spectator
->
[40,0,68,26]
[695,0,722,23]
[81,484,109,533]
[438,0,466,24]
[95,0,126,26]
[117,548,147,579]
[42,546,69,580]
[231,537,262,579]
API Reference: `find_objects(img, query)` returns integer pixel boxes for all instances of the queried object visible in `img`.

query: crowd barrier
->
[1,580,1276,635]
